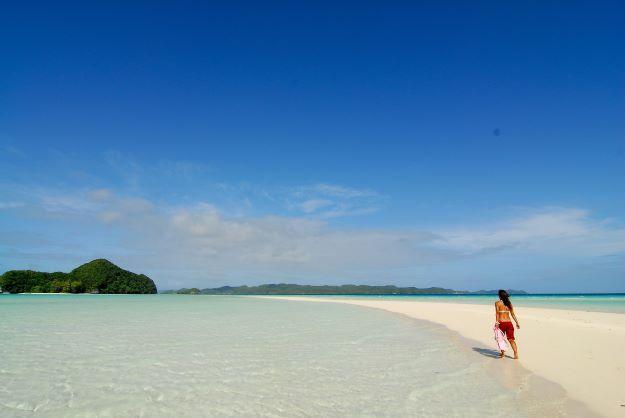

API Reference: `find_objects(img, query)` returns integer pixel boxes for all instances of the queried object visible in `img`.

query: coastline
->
[17,292,73,295]
[258,296,625,417]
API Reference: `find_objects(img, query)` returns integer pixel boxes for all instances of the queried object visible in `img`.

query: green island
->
[162,284,527,295]
[0,259,157,294]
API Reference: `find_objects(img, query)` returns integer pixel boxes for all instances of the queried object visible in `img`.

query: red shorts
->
[498,321,515,340]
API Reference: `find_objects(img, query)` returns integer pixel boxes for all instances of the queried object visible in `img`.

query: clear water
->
[313,294,625,314]
[0,295,585,417]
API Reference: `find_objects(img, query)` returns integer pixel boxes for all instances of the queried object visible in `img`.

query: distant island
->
[162,284,527,295]
[0,259,157,294]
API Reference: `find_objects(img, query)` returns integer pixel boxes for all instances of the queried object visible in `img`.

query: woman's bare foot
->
[499,351,505,358]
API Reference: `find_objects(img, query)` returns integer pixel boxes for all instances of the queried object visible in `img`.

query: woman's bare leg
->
[508,340,518,359]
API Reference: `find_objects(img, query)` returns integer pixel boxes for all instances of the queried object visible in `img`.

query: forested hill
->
[0,259,157,294]
[162,284,527,295]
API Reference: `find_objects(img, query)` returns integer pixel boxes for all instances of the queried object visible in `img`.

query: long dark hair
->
[498,289,512,309]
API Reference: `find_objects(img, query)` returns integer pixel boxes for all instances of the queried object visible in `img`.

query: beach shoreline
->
[257,296,625,417]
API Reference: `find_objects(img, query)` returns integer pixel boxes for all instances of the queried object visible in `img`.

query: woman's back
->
[496,300,512,322]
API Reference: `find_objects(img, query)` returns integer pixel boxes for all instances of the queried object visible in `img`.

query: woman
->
[495,289,520,359]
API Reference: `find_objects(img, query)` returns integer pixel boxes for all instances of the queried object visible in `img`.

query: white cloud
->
[0,201,24,209]
[13,189,441,280]
[434,208,625,257]
[158,160,209,179]
[89,188,114,201]
[298,199,333,213]
[103,151,211,190]
[306,183,379,199]
[4,185,625,289]
[284,183,385,218]
[18,188,625,265]
[40,194,99,213]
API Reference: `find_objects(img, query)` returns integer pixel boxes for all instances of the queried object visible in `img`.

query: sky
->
[1,1,624,292]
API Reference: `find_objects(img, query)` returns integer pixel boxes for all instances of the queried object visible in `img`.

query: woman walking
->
[495,289,520,359]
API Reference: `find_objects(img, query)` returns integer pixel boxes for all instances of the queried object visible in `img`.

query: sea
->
[315,293,625,314]
[1,294,615,417]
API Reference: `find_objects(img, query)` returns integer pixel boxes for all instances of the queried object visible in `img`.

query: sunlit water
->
[0,295,588,417]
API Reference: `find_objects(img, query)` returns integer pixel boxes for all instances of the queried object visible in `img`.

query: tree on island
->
[0,259,157,294]
[162,283,527,295]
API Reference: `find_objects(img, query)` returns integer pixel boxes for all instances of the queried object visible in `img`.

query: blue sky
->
[1,1,624,292]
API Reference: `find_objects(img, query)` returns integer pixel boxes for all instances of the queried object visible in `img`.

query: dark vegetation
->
[161,284,527,295]
[0,259,157,294]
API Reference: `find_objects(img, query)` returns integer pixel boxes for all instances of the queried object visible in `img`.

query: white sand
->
[262,296,625,417]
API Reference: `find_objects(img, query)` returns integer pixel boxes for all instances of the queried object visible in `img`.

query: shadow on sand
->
[472,347,502,359]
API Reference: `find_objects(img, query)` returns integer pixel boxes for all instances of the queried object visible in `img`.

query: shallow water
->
[315,293,625,313]
[0,295,582,417]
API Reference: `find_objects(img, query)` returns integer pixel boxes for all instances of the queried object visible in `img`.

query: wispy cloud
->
[3,187,624,289]
[2,151,623,290]
[201,181,385,219]
[434,208,625,257]
[104,151,144,191]
[2,146,27,159]
[298,199,333,213]
[284,183,386,218]
[0,187,441,281]
[158,160,210,179]
[103,151,211,191]
[0,201,24,209]
[305,183,379,199]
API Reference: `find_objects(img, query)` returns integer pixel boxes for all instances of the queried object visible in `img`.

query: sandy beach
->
[263,296,625,417]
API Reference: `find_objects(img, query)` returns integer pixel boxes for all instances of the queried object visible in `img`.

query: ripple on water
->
[0,295,590,417]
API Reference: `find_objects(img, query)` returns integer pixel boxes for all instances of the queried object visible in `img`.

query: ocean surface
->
[312,293,625,314]
[0,295,590,417]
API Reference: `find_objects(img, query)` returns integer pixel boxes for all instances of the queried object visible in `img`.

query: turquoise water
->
[0,295,587,417]
[310,294,625,314]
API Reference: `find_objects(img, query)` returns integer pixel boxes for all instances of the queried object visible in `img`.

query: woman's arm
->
[511,308,520,329]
